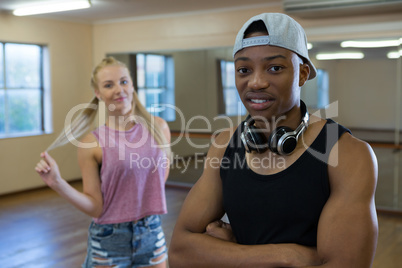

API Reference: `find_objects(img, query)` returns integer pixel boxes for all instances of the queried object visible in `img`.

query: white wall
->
[332,59,399,129]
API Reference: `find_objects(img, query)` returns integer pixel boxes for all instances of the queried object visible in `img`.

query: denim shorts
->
[82,215,167,268]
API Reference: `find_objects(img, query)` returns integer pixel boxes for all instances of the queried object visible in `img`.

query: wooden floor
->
[0,181,402,268]
[0,181,189,268]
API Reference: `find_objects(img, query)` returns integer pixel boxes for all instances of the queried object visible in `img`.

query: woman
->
[35,57,171,268]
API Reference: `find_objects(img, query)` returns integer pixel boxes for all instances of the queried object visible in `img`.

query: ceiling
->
[1,0,400,57]
[0,0,280,24]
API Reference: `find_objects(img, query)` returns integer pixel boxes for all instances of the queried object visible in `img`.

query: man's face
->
[234,33,309,128]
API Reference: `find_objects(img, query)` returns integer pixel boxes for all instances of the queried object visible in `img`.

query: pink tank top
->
[92,123,168,224]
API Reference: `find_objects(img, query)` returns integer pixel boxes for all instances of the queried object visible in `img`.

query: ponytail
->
[47,96,99,151]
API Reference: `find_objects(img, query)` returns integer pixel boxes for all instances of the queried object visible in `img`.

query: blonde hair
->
[47,57,170,157]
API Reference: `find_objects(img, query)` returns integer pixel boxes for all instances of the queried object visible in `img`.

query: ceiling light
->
[387,50,402,59]
[13,0,91,16]
[341,39,402,48]
[316,52,365,60]
[307,43,313,50]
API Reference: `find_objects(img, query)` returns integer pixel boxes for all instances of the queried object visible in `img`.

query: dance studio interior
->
[0,0,401,267]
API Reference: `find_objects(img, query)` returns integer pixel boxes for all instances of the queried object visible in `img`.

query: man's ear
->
[299,63,310,87]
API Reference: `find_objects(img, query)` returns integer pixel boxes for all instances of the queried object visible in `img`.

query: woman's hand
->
[35,151,63,189]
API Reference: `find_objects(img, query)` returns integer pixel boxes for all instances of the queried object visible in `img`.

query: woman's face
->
[95,65,134,116]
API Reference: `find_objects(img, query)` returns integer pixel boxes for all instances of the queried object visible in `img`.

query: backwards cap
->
[233,13,317,80]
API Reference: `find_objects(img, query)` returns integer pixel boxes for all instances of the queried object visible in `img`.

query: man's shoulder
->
[206,126,239,159]
[329,127,377,183]
[338,131,373,156]
[213,126,238,146]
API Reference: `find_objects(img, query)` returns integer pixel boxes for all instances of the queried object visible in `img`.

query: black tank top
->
[220,119,351,246]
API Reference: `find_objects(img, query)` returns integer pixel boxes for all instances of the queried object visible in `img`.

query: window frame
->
[301,68,330,110]
[0,41,50,139]
[135,53,175,121]
[217,59,246,117]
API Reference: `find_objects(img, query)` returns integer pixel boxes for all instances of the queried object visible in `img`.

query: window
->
[301,69,329,109]
[136,53,175,121]
[0,42,50,138]
[219,60,246,116]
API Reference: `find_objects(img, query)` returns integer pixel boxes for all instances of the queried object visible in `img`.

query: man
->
[169,13,378,267]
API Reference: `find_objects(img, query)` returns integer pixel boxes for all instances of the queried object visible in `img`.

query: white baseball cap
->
[233,13,317,80]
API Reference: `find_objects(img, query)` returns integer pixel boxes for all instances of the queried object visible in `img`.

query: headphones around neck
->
[240,100,309,155]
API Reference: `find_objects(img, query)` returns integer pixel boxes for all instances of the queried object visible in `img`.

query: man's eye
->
[237,67,249,74]
[121,80,128,85]
[269,66,282,72]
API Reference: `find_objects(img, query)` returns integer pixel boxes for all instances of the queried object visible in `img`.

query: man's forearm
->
[169,230,319,268]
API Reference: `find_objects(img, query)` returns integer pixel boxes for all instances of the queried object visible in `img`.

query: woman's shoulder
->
[152,116,168,129]
[77,132,102,162]
[80,131,99,143]
[151,116,171,143]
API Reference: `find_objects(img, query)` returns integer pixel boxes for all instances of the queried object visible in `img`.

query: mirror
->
[306,39,402,212]
[109,36,402,211]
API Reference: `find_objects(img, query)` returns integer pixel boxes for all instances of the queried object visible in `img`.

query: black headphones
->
[240,100,309,155]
